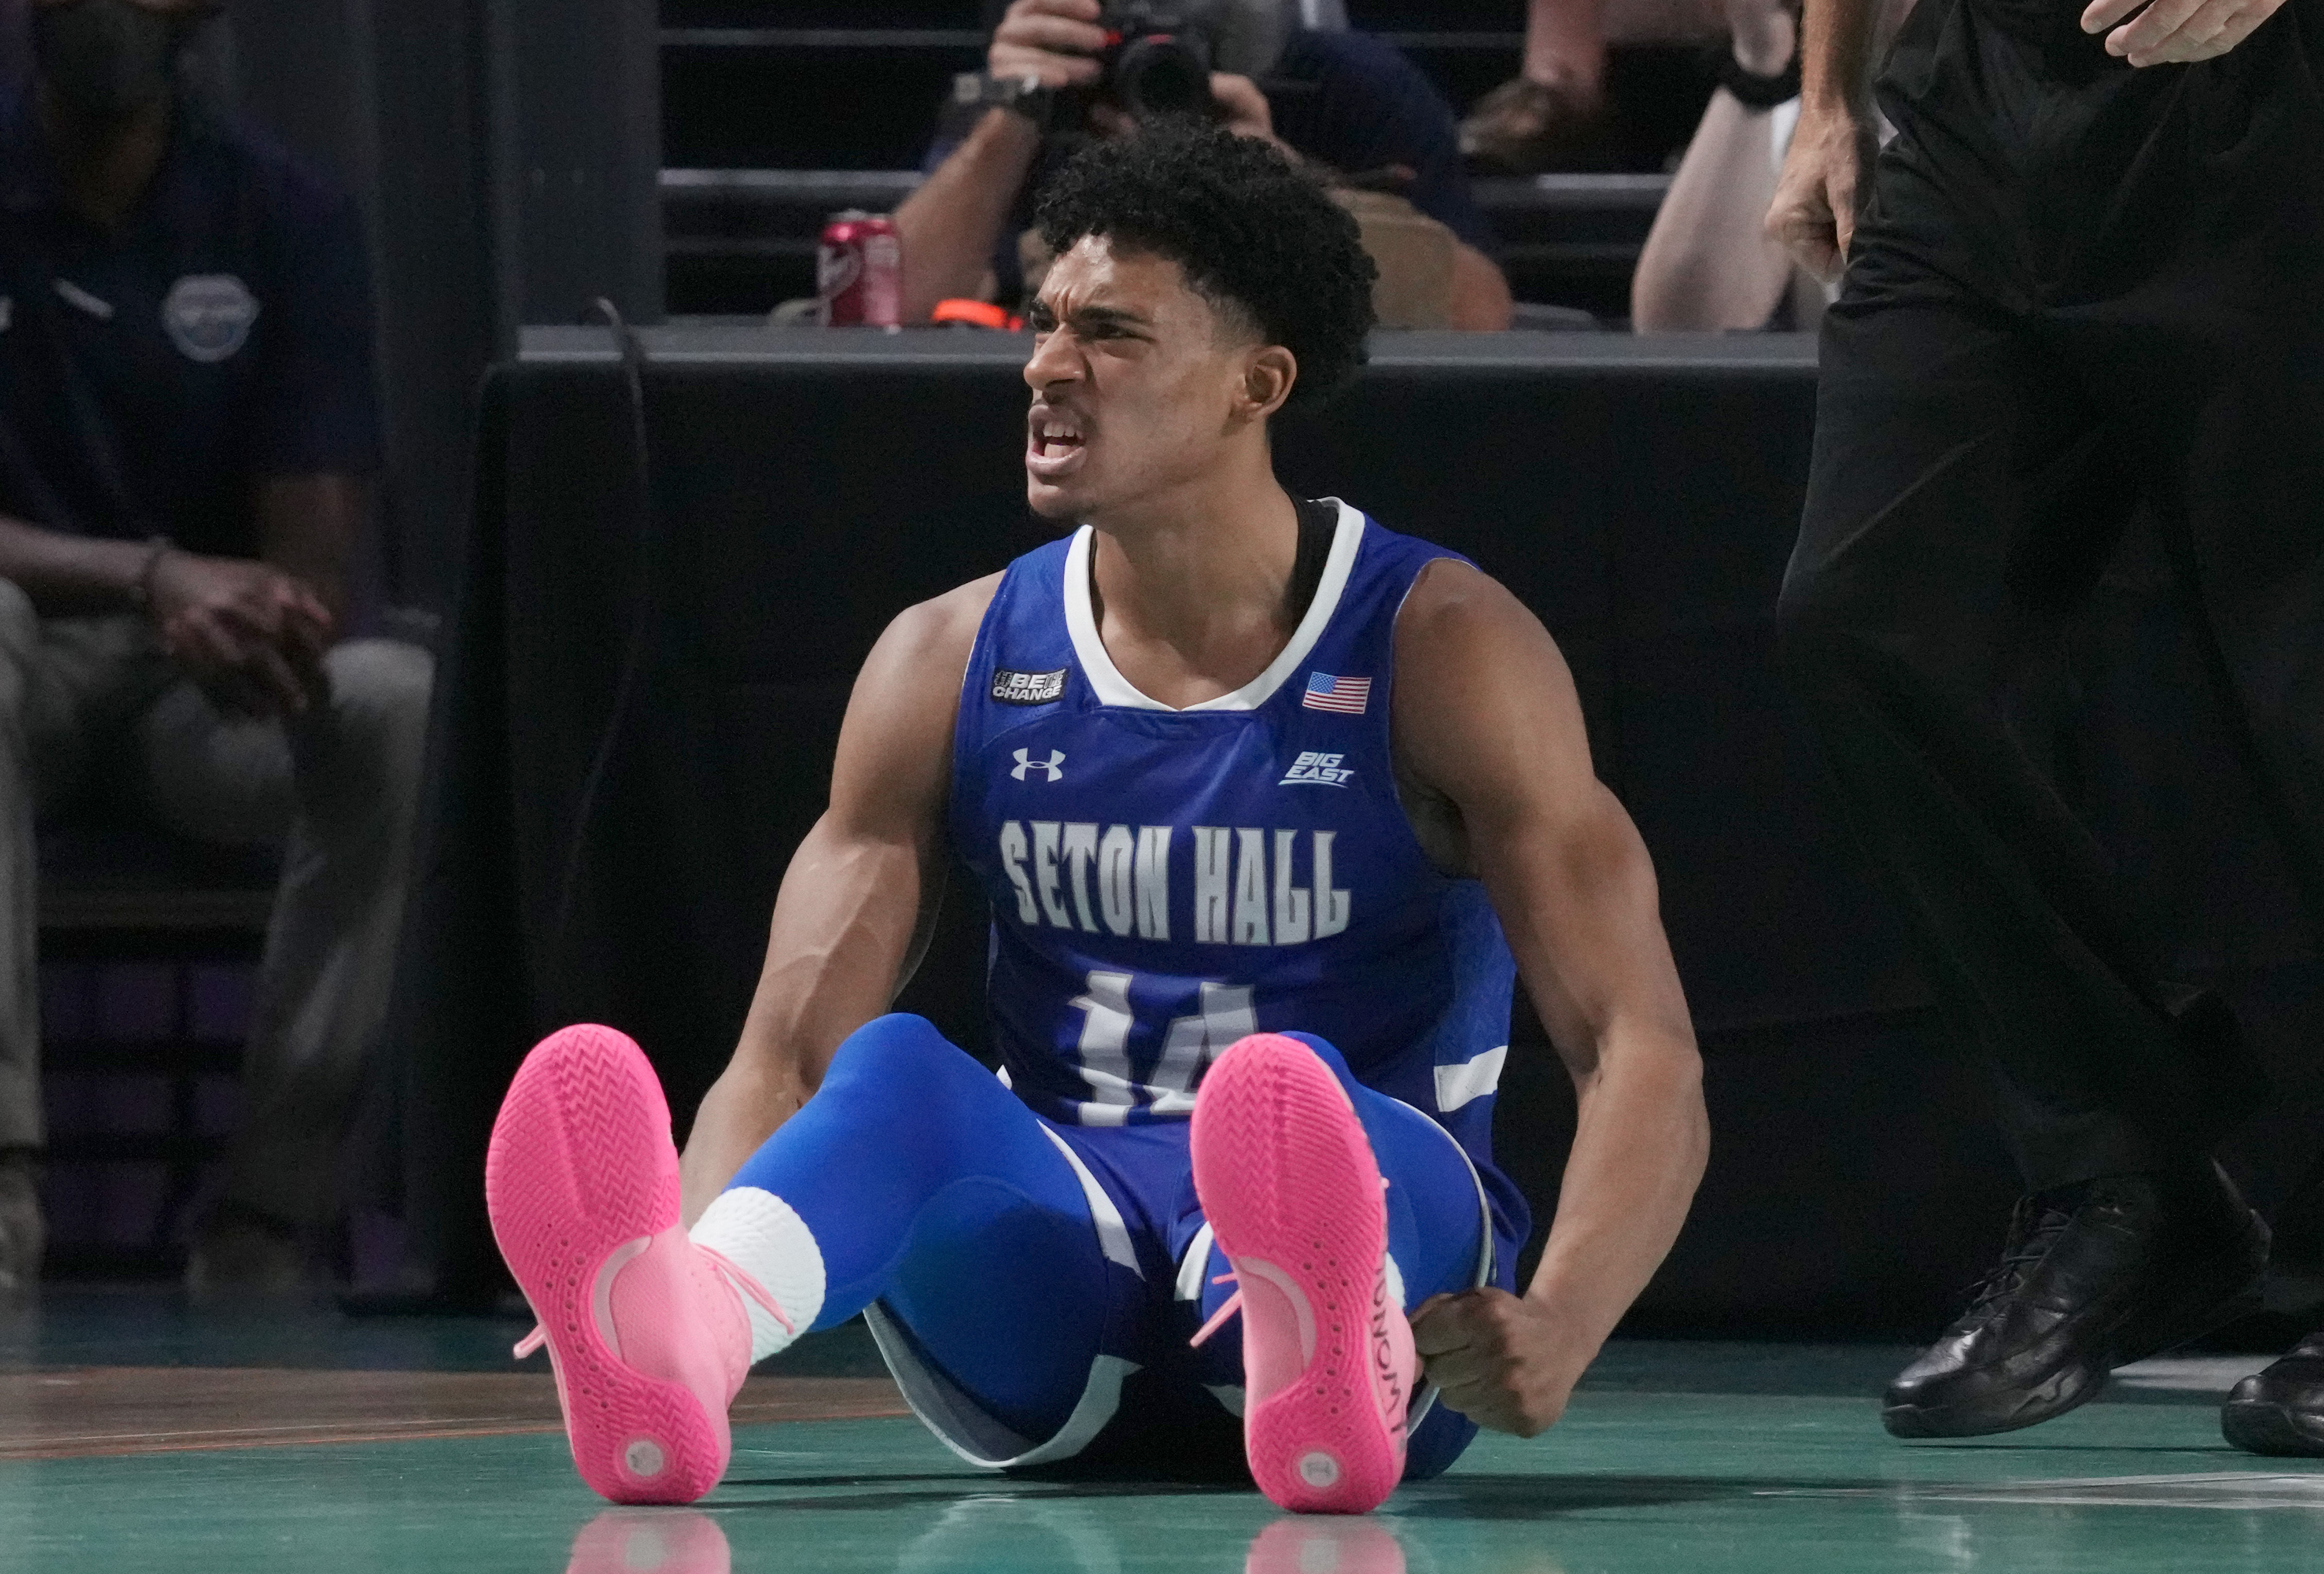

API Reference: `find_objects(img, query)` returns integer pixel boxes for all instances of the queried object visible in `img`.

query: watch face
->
[957,70,1040,107]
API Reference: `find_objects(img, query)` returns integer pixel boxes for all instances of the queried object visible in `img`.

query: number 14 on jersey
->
[1068,970,1256,1123]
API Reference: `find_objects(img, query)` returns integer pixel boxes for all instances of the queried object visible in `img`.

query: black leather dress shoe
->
[1883,1167,2268,1439]
[2222,1334,2324,1456]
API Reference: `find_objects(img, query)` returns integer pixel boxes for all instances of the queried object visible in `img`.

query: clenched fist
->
[1410,1286,1593,1438]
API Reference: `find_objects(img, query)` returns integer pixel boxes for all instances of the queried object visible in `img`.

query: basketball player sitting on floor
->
[486,124,1709,1514]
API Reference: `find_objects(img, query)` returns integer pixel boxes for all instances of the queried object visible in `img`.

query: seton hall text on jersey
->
[995,821,1354,947]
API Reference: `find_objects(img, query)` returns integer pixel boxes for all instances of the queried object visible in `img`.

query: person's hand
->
[1409,1287,1592,1438]
[2081,0,2284,65]
[147,551,332,718]
[1208,73,1285,149]
[1765,101,1880,283]
[989,0,1109,90]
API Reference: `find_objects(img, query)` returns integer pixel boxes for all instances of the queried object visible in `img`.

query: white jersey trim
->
[1434,1044,1509,1113]
[1061,498,1365,712]
[1175,1221,1217,1303]
[863,1302,1139,1470]
[1039,1124,1144,1278]
[1400,1095,1498,1435]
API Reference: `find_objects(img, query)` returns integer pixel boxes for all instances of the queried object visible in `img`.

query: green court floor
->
[2,1297,2318,1574]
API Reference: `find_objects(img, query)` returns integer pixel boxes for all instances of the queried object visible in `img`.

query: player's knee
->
[1274,1031,1357,1087]
[823,1013,982,1098]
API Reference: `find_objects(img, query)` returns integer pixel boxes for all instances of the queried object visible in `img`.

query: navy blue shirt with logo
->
[0,92,380,559]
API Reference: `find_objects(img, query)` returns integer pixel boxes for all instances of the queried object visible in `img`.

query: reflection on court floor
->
[1768,1471,2324,1511]
[3,1294,2321,1573]
[562,1506,1439,1574]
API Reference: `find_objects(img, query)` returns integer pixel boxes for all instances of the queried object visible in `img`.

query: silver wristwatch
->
[953,71,1056,125]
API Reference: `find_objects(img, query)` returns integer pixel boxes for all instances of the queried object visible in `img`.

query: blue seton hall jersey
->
[951,499,1531,1251]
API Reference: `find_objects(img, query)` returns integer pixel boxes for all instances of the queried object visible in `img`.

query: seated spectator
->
[1460,0,1727,173]
[1628,0,1912,331]
[1628,0,1823,331]
[0,0,432,1296]
[895,0,1514,331]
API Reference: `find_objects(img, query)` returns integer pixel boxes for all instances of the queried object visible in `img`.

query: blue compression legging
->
[721,1014,1485,1444]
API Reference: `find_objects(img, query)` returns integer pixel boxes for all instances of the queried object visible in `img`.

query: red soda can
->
[818,211,903,327]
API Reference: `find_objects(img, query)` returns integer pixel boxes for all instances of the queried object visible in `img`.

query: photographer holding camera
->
[894,0,1514,331]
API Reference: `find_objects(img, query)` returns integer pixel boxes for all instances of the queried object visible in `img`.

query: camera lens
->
[1114,34,1209,118]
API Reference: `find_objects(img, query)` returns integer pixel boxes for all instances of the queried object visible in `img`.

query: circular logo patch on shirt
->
[161,274,261,364]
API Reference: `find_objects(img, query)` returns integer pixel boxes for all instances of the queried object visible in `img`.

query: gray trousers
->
[0,580,433,1228]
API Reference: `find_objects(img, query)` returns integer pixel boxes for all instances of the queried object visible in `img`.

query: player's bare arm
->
[1399,560,1710,1437]
[677,574,1000,1224]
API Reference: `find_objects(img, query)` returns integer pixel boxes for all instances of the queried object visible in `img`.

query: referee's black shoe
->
[2222,1335,2324,1456]
[1882,1166,2268,1439]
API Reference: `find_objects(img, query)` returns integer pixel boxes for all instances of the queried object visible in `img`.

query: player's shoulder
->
[1393,554,1539,658]
[860,573,1004,693]
[843,575,1006,765]
[888,572,1003,648]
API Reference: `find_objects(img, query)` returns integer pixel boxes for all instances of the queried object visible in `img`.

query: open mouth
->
[1026,409,1088,480]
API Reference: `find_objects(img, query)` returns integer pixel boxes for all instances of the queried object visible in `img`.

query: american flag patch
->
[1302,672,1372,714]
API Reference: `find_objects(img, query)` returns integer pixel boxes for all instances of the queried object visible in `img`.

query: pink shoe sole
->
[486,1024,730,1504]
[1192,1034,1410,1515]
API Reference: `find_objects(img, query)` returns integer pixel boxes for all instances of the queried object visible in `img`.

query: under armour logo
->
[1011,748,1066,782]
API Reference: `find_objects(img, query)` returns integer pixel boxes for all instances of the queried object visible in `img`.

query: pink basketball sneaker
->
[1190,1033,1415,1515]
[486,1024,792,1505]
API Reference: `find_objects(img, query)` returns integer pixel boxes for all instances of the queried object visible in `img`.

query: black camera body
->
[1098,1,1221,120]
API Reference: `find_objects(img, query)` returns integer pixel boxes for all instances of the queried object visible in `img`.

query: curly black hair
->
[1034,123,1377,409]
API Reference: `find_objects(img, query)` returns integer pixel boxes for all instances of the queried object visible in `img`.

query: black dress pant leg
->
[2154,13,2324,945]
[1777,0,2324,1192]
[1779,287,2262,1192]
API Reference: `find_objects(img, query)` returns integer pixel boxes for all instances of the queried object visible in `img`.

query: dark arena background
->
[4,1,2322,1570]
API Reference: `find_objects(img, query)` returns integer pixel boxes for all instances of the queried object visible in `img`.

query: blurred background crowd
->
[0,0,1896,1307]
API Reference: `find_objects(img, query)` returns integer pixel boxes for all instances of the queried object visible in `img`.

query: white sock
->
[690,1187,826,1364]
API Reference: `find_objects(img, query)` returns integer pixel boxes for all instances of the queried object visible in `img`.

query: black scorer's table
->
[382,325,2309,1323]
